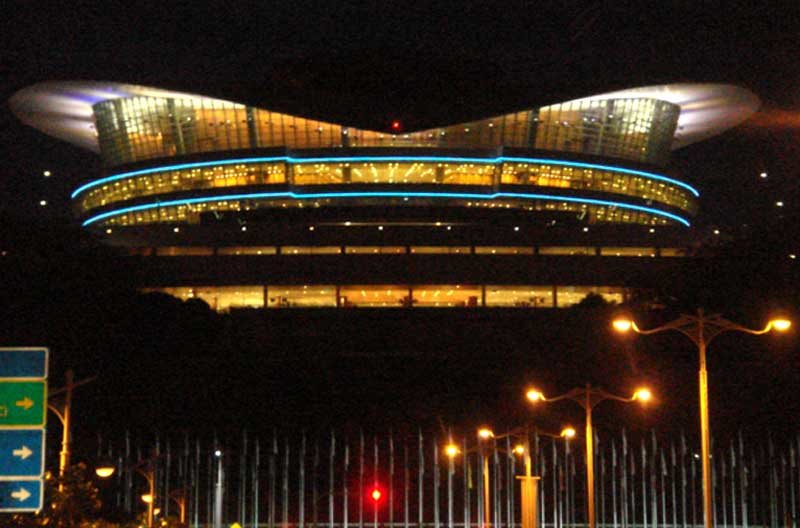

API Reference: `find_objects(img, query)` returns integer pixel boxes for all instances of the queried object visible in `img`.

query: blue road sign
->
[0,479,43,512]
[0,349,48,379]
[0,430,44,477]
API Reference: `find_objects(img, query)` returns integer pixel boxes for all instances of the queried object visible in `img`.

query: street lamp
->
[526,384,651,528]
[445,425,572,528]
[96,456,157,528]
[477,427,495,528]
[47,370,96,481]
[612,309,790,528]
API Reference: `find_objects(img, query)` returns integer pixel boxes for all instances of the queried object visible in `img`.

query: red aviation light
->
[390,120,402,132]
[370,486,383,502]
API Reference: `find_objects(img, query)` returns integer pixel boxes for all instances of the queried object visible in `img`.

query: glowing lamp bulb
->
[371,488,382,502]
[141,493,153,504]
[391,120,402,131]
[612,319,633,332]
[95,466,115,478]
[770,319,791,332]
[444,444,460,458]
[561,427,576,439]
[526,389,544,402]
[634,388,652,402]
[478,428,494,439]
[513,444,525,455]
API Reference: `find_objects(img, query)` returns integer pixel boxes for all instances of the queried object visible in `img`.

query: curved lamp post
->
[47,370,96,484]
[96,457,156,528]
[613,309,790,528]
[525,385,651,528]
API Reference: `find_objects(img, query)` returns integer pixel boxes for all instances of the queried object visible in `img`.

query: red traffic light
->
[370,487,382,502]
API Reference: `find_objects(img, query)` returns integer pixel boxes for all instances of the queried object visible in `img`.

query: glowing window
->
[155,246,214,256]
[339,285,409,308]
[474,247,534,255]
[409,247,470,254]
[555,286,625,307]
[538,246,596,256]
[217,246,277,255]
[599,247,657,257]
[485,286,554,308]
[412,285,481,308]
[344,247,406,254]
[267,286,336,308]
[280,246,341,255]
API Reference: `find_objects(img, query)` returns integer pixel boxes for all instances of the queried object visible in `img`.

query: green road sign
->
[0,382,46,427]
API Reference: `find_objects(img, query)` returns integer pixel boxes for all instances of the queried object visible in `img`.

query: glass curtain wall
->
[94,96,679,167]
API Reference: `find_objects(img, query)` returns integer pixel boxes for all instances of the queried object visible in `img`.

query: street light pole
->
[140,463,156,528]
[584,387,595,528]
[526,385,651,528]
[477,428,493,528]
[214,449,224,528]
[47,370,96,483]
[613,310,790,528]
[454,427,570,528]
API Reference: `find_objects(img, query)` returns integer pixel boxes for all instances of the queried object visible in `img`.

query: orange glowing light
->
[612,319,633,332]
[634,388,652,402]
[769,319,791,332]
[444,444,460,458]
[526,389,545,402]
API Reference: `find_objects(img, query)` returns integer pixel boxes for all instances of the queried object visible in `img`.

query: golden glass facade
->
[499,162,695,213]
[485,286,554,307]
[145,285,265,311]
[555,286,625,307]
[293,162,495,185]
[145,284,629,312]
[340,285,409,307]
[93,95,679,167]
[533,99,678,165]
[94,97,343,166]
[76,162,286,213]
[267,286,337,308]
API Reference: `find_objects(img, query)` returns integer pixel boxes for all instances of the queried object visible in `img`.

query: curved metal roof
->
[9,81,760,154]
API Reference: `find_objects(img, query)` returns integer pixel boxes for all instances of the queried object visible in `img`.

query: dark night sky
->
[1,2,800,452]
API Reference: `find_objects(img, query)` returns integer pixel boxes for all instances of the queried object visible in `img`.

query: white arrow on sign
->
[15,397,34,411]
[11,487,31,502]
[12,445,33,460]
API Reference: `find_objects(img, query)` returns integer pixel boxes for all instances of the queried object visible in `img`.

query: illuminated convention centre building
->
[10,82,759,311]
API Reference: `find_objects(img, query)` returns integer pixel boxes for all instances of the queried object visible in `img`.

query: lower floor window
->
[144,284,630,312]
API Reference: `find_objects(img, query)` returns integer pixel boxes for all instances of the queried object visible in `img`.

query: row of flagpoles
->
[95,429,799,528]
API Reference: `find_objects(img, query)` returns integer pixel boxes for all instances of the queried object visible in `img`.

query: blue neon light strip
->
[82,190,690,227]
[72,156,699,198]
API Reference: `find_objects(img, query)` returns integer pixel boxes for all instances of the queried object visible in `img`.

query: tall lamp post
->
[613,310,791,528]
[525,385,652,528]
[47,370,96,481]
